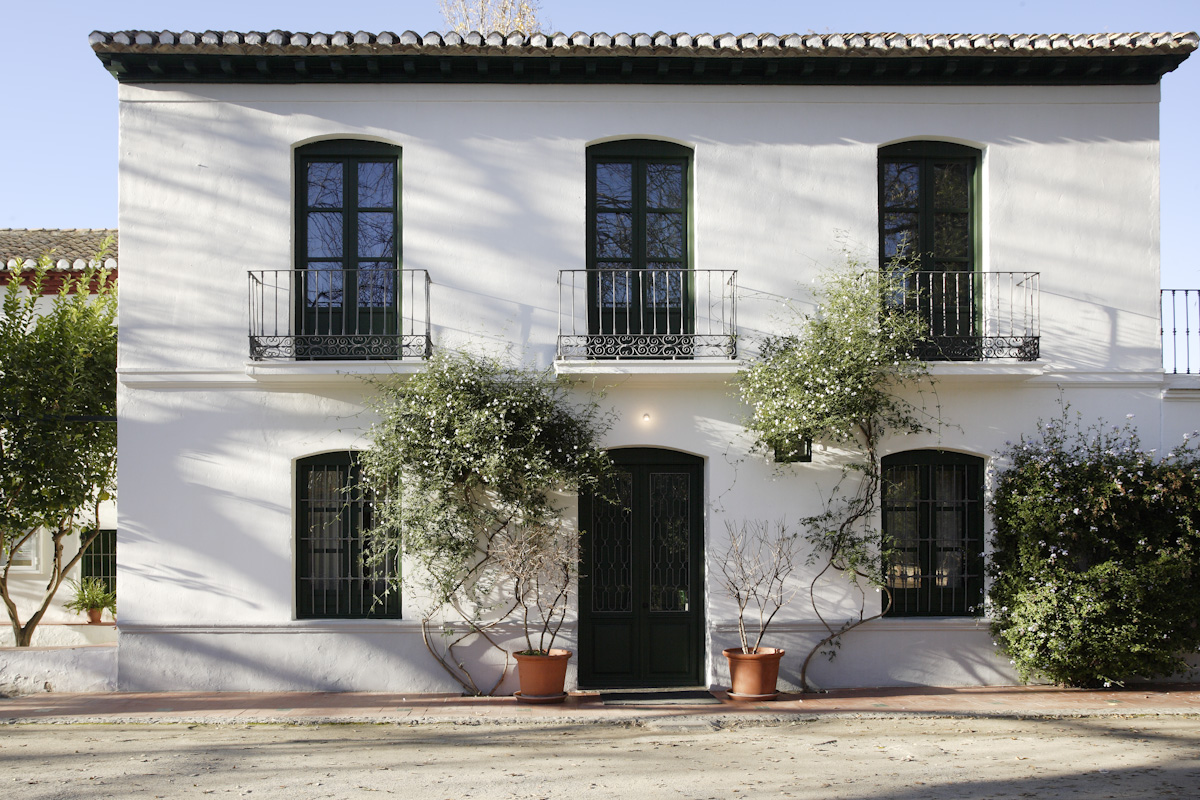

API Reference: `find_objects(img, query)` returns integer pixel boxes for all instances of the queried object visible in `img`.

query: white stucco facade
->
[110,54,1198,692]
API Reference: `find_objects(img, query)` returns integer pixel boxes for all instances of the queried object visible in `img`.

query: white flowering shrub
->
[739,264,930,456]
[989,408,1200,687]
[360,349,613,692]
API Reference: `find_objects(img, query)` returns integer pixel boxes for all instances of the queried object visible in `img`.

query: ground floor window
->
[882,450,984,616]
[82,528,117,593]
[296,452,398,619]
[3,531,38,569]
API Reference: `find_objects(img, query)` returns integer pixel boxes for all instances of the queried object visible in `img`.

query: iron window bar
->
[889,270,1040,361]
[248,268,431,361]
[1162,289,1200,375]
[557,268,738,360]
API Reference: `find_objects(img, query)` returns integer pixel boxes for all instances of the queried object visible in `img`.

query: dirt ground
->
[2,716,1199,799]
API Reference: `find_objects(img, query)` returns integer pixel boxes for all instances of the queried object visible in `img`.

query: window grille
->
[882,450,984,616]
[296,453,399,619]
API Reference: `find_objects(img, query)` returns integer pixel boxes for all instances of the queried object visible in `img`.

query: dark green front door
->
[578,449,704,688]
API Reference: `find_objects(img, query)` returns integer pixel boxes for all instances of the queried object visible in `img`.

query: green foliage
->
[989,408,1200,687]
[1,251,117,645]
[63,576,117,614]
[738,257,936,691]
[359,349,613,688]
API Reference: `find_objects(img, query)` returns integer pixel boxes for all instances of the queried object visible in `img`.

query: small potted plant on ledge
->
[493,519,579,703]
[718,520,801,700]
[63,577,116,624]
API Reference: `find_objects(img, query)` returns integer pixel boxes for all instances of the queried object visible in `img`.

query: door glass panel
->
[881,161,920,209]
[595,163,633,208]
[591,472,633,613]
[597,266,631,308]
[357,262,395,308]
[307,162,343,207]
[357,212,395,258]
[645,163,683,208]
[883,212,918,259]
[646,267,683,305]
[307,212,343,258]
[305,266,344,309]
[934,212,969,259]
[357,162,395,208]
[646,213,683,259]
[596,213,634,258]
[933,162,969,209]
[649,472,690,612]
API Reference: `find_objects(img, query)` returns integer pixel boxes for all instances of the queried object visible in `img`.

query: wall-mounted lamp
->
[642,413,652,423]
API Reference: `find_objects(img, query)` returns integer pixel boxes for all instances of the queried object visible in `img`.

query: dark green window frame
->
[294,140,402,359]
[296,452,399,619]
[82,528,117,595]
[585,139,694,348]
[879,141,981,361]
[881,450,984,617]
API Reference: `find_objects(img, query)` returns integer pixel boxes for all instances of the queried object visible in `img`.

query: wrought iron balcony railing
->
[890,270,1041,361]
[248,268,431,361]
[557,268,738,360]
[1162,289,1200,374]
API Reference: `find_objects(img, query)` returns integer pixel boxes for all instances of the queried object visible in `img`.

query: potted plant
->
[493,520,579,703]
[63,576,116,624]
[717,520,801,700]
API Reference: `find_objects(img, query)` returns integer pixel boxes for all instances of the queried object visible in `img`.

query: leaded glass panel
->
[650,472,690,612]
[590,471,634,613]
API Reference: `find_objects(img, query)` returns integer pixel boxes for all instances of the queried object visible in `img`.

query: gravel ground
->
[3,716,1199,799]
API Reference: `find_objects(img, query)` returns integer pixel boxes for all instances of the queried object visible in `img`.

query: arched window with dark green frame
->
[879,141,981,361]
[295,139,402,359]
[295,451,399,619]
[586,139,693,357]
[881,449,984,617]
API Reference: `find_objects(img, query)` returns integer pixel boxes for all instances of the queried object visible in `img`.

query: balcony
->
[892,271,1040,361]
[1162,289,1200,374]
[557,268,738,361]
[248,268,431,361]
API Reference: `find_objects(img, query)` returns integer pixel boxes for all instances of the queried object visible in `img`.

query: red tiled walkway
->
[3,684,1199,725]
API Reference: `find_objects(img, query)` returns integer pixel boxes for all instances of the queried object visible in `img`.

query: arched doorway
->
[577,448,704,688]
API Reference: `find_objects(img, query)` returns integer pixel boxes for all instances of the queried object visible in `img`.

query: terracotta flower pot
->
[86,608,104,624]
[723,646,785,700]
[513,649,572,704]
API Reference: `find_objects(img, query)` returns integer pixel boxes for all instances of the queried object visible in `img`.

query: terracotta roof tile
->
[89,29,1198,57]
[0,229,118,272]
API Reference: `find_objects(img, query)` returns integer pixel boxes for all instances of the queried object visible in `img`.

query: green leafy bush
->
[989,409,1200,686]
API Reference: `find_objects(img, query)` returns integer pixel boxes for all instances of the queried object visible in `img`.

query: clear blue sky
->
[1,0,1195,285]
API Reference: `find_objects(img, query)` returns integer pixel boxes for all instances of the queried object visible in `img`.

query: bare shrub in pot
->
[718,520,802,699]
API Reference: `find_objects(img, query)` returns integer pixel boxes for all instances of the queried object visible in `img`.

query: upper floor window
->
[296,452,398,619]
[586,140,693,357]
[882,450,984,617]
[879,142,981,360]
[295,140,402,359]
